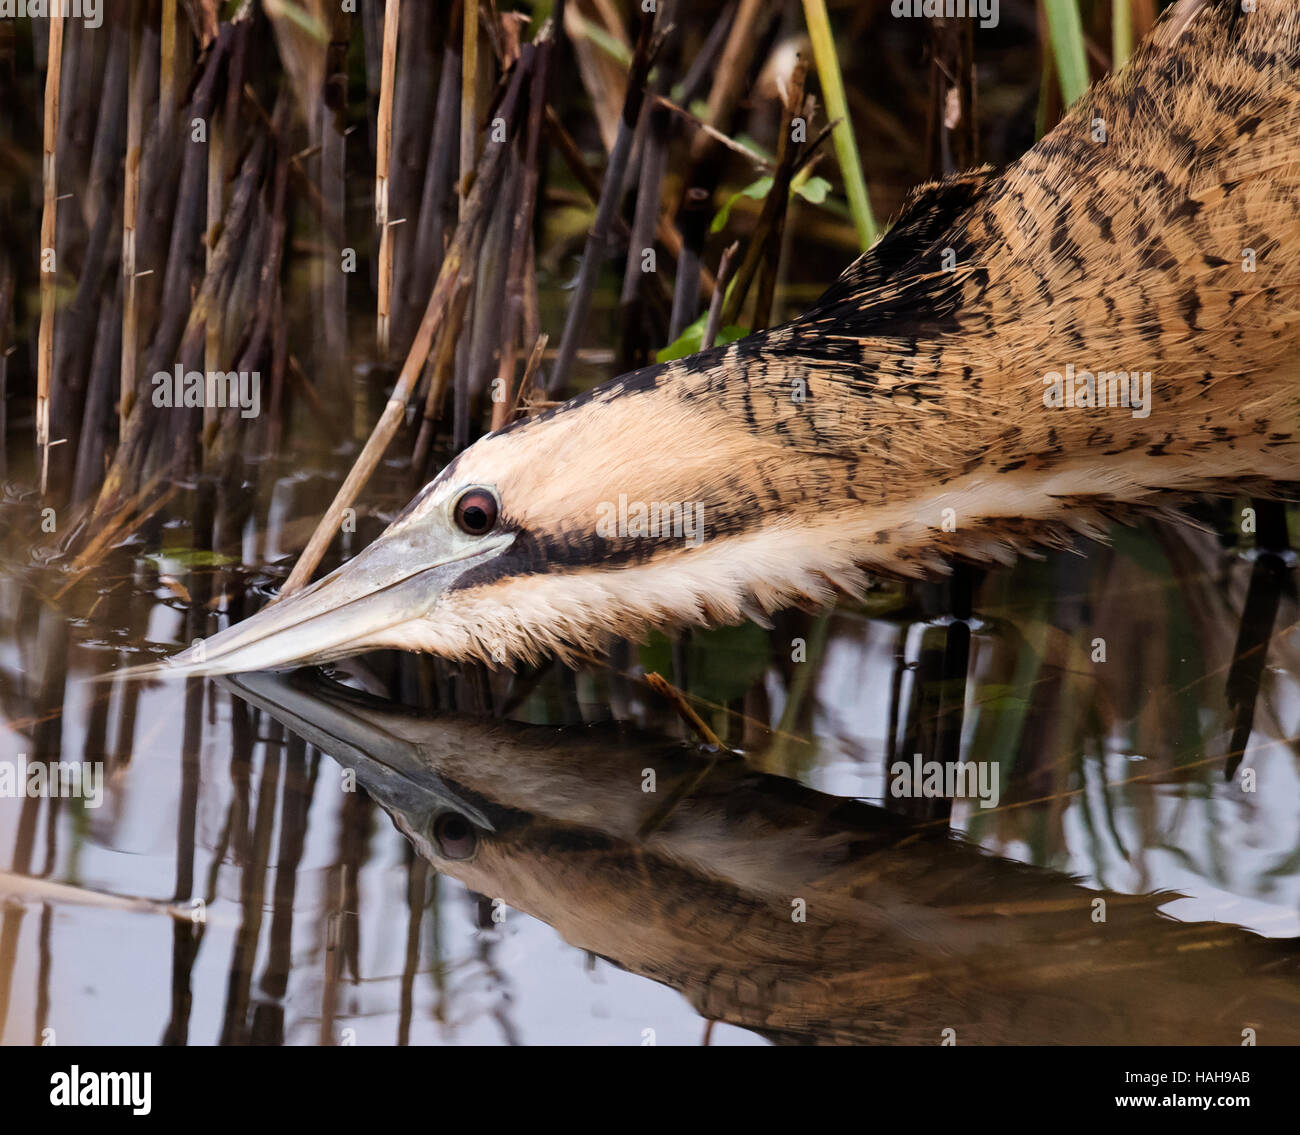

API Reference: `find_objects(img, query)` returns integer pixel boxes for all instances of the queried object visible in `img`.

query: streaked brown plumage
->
[142,0,1300,678]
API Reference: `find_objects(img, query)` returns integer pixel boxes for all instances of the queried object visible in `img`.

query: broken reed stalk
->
[547,10,660,397]
[459,0,478,208]
[487,275,525,428]
[508,331,547,420]
[702,241,739,350]
[668,187,710,341]
[644,672,725,749]
[280,54,533,599]
[37,10,63,496]
[376,0,400,357]
[657,209,716,301]
[574,645,809,748]
[801,0,877,250]
[121,2,144,432]
[652,92,775,171]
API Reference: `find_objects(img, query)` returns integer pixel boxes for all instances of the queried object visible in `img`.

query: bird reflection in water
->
[223,670,1300,1047]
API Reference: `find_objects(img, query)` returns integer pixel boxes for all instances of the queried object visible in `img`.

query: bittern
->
[226,669,1300,1044]
[141,0,1300,678]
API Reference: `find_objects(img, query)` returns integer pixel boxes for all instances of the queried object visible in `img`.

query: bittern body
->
[142,0,1300,677]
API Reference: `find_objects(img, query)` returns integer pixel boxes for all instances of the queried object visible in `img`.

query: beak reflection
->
[217,670,497,832]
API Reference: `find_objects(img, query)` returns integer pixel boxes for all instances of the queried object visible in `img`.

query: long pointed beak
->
[113,526,512,679]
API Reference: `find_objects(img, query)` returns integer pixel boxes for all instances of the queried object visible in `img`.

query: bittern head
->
[121,175,1025,682]
[137,326,905,678]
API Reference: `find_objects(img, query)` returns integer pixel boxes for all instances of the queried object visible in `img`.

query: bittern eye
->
[453,488,498,536]
[433,811,478,860]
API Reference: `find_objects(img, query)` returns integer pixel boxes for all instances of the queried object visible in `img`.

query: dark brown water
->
[2,459,1298,1045]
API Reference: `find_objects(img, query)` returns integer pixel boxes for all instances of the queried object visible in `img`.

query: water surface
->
[2,463,1298,1045]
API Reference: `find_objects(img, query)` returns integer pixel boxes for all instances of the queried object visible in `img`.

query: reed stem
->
[459,0,478,209]
[376,0,400,356]
[1112,0,1133,70]
[801,0,876,250]
[1044,0,1090,106]
[37,10,64,495]
[118,6,145,436]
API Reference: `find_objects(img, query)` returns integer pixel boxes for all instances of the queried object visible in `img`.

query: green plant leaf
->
[1044,0,1089,106]
[795,175,831,204]
[655,313,748,362]
[710,176,773,234]
[575,16,631,67]
[710,172,834,238]
[145,547,240,570]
